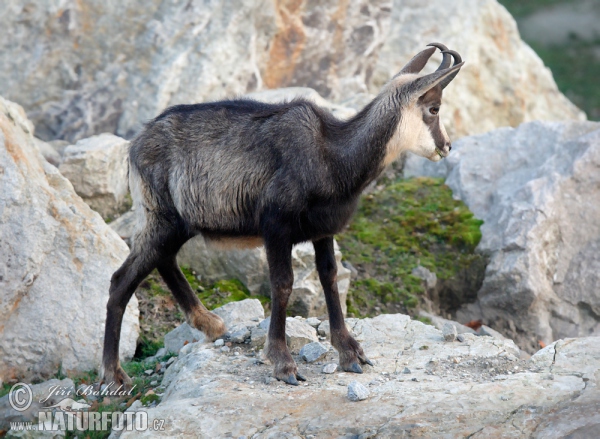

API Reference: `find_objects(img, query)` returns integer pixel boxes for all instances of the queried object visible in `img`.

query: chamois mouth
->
[435,147,447,159]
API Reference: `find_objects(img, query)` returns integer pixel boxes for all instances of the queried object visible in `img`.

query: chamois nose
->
[446,142,452,151]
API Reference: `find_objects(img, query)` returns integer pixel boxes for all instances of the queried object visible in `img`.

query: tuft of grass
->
[337,177,485,317]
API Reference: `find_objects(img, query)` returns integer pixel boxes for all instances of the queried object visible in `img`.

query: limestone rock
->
[285,318,319,353]
[164,323,205,354]
[434,121,600,352]
[288,242,351,318]
[299,342,328,363]
[212,299,264,330]
[250,327,267,348]
[228,325,251,344]
[59,133,129,218]
[0,1,581,145]
[442,323,458,342]
[120,313,600,438]
[109,209,137,246]
[0,97,138,382]
[347,381,370,401]
[418,311,476,335]
[322,363,337,374]
[371,0,585,142]
[32,137,62,167]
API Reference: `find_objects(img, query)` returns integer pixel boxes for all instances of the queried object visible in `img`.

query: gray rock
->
[284,318,319,353]
[228,325,251,344]
[442,323,458,342]
[442,121,600,352]
[306,317,322,329]
[213,339,224,347]
[288,242,351,318]
[347,381,370,401]
[457,334,466,343]
[0,97,138,381]
[299,342,328,363]
[155,347,167,358]
[402,367,411,374]
[164,323,205,354]
[479,325,507,340]
[212,299,265,330]
[258,318,270,331]
[322,363,338,374]
[109,209,137,247]
[118,313,600,438]
[411,266,437,291]
[59,133,130,218]
[418,311,476,335]
[0,0,582,147]
[32,136,62,167]
[250,327,267,348]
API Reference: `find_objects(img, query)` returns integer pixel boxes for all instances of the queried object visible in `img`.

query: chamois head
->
[383,43,464,165]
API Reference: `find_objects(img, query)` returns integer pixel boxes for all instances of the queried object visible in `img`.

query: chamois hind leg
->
[313,237,373,373]
[157,256,225,340]
[101,230,167,389]
[264,232,306,385]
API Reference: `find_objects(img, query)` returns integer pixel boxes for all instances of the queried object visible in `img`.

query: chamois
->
[101,43,464,386]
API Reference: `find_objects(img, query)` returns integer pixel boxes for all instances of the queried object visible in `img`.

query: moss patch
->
[134,268,269,360]
[337,177,486,317]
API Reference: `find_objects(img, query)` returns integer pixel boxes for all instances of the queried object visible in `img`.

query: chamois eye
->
[429,107,439,115]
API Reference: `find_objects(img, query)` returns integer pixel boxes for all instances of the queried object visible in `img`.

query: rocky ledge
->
[117,307,600,438]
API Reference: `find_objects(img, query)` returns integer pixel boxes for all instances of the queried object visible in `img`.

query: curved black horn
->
[439,50,464,89]
[442,49,462,66]
[427,43,452,71]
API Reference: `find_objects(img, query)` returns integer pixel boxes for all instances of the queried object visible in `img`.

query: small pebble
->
[442,322,458,342]
[347,381,370,401]
[150,380,158,386]
[456,334,465,343]
[300,342,328,363]
[214,339,225,347]
[221,346,231,353]
[322,363,338,374]
[402,367,411,374]
[144,369,153,376]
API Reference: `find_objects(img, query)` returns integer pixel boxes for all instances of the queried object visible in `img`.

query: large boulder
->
[368,0,585,139]
[410,120,600,352]
[118,312,600,438]
[0,97,139,382]
[59,133,130,218]
[0,0,583,144]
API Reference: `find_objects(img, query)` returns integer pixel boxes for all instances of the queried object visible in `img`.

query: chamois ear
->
[394,46,436,77]
[405,61,465,100]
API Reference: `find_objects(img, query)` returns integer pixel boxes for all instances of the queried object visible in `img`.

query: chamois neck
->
[330,93,403,195]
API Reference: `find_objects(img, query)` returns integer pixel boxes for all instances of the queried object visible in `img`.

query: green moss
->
[140,393,160,406]
[180,266,270,310]
[338,177,485,317]
[413,315,433,325]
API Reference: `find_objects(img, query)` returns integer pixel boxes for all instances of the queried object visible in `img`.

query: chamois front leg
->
[264,234,306,385]
[313,237,373,373]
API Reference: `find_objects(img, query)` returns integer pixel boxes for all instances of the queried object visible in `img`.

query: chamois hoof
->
[101,365,133,391]
[344,362,363,374]
[276,372,306,386]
